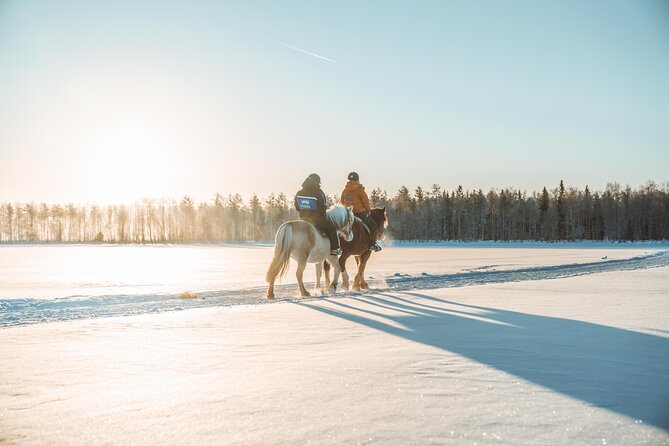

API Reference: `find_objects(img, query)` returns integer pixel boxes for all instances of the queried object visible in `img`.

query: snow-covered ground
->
[1,242,667,327]
[1,245,668,444]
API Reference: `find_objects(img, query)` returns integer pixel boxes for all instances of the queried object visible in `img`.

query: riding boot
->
[327,226,340,256]
[366,217,382,252]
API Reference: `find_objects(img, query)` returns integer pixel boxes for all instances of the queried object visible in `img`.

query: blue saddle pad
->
[296,195,318,211]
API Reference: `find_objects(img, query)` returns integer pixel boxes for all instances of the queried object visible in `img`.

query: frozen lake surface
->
[1,243,668,444]
[1,242,668,327]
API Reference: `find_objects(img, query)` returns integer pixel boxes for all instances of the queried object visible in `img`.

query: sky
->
[1,0,668,204]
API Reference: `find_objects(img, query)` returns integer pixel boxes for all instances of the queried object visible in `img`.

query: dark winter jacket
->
[294,176,328,219]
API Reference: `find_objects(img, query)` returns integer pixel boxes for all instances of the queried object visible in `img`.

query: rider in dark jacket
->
[294,173,340,255]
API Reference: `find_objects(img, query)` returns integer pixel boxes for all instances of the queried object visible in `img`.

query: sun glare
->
[96,128,171,204]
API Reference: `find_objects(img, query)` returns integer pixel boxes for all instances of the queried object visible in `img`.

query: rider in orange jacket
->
[340,172,382,252]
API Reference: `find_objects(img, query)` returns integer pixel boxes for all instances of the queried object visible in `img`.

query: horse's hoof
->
[267,294,274,300]
[301,291,311,297]
[361,283,370,290]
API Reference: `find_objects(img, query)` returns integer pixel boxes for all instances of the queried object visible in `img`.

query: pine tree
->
[369,188,388,208]
[557,180,566,240]
[249,194,263,241]
[583,186,592,239]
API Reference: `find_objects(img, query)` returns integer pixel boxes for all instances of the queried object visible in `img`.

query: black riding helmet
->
[302,173,321,188]
[348,172,359,181]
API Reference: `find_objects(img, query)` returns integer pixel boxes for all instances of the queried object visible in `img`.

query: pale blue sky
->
[1,0,667,203]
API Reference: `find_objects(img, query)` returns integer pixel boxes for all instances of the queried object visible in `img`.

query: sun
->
[96,129,170,204]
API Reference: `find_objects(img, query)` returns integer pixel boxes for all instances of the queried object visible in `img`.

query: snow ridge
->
[2,251,668,328]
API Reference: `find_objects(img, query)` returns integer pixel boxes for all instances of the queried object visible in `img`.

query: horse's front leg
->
[314,262,323,295]
[356,251,372,290]
[339,253,351,291]
[296,259,310,297]
[326,254,342,295]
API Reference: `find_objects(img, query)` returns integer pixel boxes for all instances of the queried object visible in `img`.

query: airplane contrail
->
[275,41,336,63]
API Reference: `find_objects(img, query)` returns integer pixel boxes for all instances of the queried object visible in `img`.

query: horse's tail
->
[266,223,292,282]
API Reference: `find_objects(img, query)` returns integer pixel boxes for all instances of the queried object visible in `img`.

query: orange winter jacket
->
[340,181,370,214]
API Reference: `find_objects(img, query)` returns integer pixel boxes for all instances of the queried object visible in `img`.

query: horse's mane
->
[370,207,387,225]
[326,205,350,228]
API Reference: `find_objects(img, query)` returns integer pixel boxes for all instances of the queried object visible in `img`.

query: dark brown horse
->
[324,207,387,291]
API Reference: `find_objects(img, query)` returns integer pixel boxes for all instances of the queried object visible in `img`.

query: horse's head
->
[371,207,388,241]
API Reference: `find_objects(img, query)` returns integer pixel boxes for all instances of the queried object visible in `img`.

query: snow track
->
[382,250,669,292]
[2,250,668,328]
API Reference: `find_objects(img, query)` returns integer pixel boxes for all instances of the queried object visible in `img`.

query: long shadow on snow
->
[297,291,669,430]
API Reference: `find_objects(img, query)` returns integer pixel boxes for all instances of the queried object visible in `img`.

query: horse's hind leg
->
[267,270,277,299]
[314,262,323,295]
[323,260,331,291]
[296,259,310,297]
[267,277,275,299]
[266,255,284,299]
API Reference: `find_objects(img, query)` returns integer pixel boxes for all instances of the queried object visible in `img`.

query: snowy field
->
[1,244,668,444]
[1,242,667,326]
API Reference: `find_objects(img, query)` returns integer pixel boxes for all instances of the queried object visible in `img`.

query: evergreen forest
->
[1,181,667,243]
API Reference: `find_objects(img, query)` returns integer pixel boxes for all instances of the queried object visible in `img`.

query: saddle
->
[311,218,370,239]
[305,221,329,239]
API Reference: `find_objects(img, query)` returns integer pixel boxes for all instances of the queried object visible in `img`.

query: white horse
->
[266,206,355,299]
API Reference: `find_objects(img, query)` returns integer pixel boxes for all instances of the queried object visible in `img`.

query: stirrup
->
[330,248,341,256]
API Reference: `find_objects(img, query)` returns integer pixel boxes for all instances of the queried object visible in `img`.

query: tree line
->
[377,181,668,242]
[1,181,667,243]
